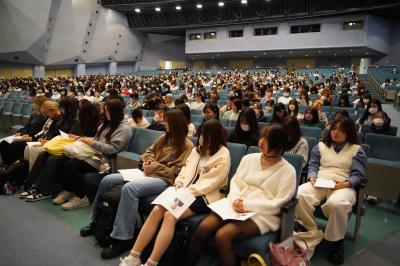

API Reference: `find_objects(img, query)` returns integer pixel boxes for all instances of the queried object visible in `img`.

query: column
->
[75,63,86,77]
[108,62,117,75]
[33,65,45,79]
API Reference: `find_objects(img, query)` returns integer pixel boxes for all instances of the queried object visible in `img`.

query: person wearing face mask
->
[277,88,292,105]
[222,99,242,121]
[355,93,371,110]
[270,102,288,124]
[147,108,166,132]
[357,99,382,128]
[360,111,393,139]
[287,99,303,120]
[260,88,275,107]
[228,108,259,147]
[337,94,350,108]
[119,119,229,266]
[264,99,275,116]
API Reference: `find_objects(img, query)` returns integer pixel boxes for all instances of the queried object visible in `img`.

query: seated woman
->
[270,102,287,124]
[59,99,132,210]
[300,107,323,129]
[203,103,220,122]
[277,87,292,105]
[228,108,259,147]
[295,117,367,265]
[322,110,350,139]
[127,109,150,128]
[222,99,242,121]
[252,102,269,123]
[357,99,382,128]
[119,119,230,266]
[311,100,328,126]
[79,109,193,260]
[190,93,205,110]
[0,95,47,167]
[284,117,309,167]
[360,111,393,138]
[185,124,297,266]
[147,108,166,131]
[21,100,101,201]
[287,99,303,120]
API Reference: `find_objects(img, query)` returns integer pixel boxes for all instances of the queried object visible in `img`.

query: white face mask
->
[369,107,378,115]
[240,124,250,132]
[283,92,290,97]
[363,99,370,104]
[289,104,296,111]
[320,95,327,101]
[373,118,384,127]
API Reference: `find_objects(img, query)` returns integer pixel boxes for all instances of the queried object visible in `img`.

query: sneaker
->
[53,191,74,205]
[119,255,141,266]
[101,239,133,259]
[327,239,344,265]
[19,188,36,199]
[61,195,90,211]
[366,195,379,204]
[25,192,51,202]
[80,222,95,237]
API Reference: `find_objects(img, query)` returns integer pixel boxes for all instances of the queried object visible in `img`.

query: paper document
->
[208,198,256,221]
[152,187,195,219]
[59,130,69,138]
[314,179,336,189]
[26,142,41,147]
[118,169,146,182]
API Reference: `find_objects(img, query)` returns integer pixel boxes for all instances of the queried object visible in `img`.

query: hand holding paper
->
[314,178,336,189]
[208,198,256,221]
[118,169,147,182]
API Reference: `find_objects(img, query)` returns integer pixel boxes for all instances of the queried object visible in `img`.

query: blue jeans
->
[90,173,168,240]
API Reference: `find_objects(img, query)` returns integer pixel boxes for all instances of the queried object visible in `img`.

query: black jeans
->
[64,158,97,198]
[0,140,26,165]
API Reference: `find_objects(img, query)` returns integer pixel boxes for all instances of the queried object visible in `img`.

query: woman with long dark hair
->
[284,117,309,167]
[120,119,230,266]
[228,108,259,147]
[80,109,193,260]
[58,99,132,210]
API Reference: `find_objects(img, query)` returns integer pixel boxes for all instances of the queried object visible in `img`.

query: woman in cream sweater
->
[120,119,230,266]
[186,124,297,266]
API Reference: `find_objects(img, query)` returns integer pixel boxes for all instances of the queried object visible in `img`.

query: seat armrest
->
[280,198,298,241]
[281,198,298,213]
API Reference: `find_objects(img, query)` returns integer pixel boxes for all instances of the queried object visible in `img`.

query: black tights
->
[185,213,260,266]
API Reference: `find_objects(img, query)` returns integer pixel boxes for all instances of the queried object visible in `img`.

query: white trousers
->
[295,182,356,242]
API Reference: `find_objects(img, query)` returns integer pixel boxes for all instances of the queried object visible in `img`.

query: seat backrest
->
[191,115,203,124]
[219,118,230,127]
[127,127,163,155]
[20,104,32,115]
[388,126,398,136]
[190,109,203,116]
[229,119,237,128]
[3,101,14,112]
[11,103,23,113]
[258,122,269,130]
[332,106,355,115]
[300,126,322,141]
[226,142,247,180]
[365,133,400,162]
[225,126,235,138]
[303,136,317,163]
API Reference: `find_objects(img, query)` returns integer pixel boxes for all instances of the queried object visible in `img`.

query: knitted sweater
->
[141,134,194,185]
[227,153,296,234]
[174,146,230,204]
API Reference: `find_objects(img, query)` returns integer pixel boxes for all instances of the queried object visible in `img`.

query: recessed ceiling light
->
[155,7,161,12]
[241,0,247,4]
[365,52,369,55]
[334,53,337,56]
[134,8,140,13]
[254,55,258,58]
[218,2,224,7]
[349,49,353,52]
[278,55,282,57]
[176,6,181,10]
[289,51,293,54]
[305,54,308,57]
[318,50,322,53]
[263,52,266,55]
[196,54,199,57]
[211,56,214,59]
[196,4,203,9]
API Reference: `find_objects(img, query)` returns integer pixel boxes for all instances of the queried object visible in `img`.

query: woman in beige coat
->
[120,119,230,266]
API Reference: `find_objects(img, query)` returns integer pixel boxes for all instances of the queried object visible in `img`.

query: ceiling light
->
[241,0,247,4]
[196,54,199,57]
[266,0,272,2]
[211,56,214,59]
[217,54,220,56]
[305,54,308,57]
[254,55,258,58]
[334,53,337,56]
[176,6,181,10]
[196,4,203,9]
[155,7,161,12]
[134,8,140,13]
[278,55,282,57]
[218,2,224,7]
[318,50,322,53]
[263,52,266,55]
[349,49,353,52]
[365,52,369,55]
[289,51,293,54]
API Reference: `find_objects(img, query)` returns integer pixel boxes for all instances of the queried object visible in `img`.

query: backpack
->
[93,184,123,247]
